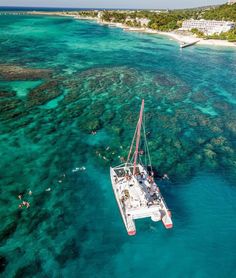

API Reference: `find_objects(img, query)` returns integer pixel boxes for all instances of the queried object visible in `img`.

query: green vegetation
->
[205,27,236,42]
[75,3,236,41]
[101,11,127,23]
[203,3,236,21]
[73,10,98,17]
[100,10,199,31]
[148,12,184,31]
[191,28,205,38]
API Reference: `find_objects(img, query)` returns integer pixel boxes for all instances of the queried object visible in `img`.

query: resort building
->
[136,18,150,26]
[125,17,150,27]
[180,19,235,35]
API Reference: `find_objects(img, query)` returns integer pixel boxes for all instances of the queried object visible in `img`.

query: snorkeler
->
[18,193,24,200]
[18,201,30,209]
[162,174,169,180]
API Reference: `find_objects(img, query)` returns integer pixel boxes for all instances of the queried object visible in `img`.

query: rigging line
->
[142,115,147,167]
[142,111,152,172]
[131,151,135,163]
[126,121,139,166]
[133,99,144,175]
[139,155,143,166]
[144,136,147,167]
[142,118,147,167]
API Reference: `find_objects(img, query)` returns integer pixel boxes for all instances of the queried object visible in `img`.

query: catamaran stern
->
[162,211,173,229]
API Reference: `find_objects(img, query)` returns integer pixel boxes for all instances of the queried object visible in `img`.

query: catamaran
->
[110,99,173,235]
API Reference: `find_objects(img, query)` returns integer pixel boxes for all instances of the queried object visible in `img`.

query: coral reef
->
[0,65,52,81]
[27,80,62,107]
[0,256,7,273]
[0,15,235,277]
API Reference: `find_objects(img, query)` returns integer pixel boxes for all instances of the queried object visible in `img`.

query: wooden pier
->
[180,40,199,48]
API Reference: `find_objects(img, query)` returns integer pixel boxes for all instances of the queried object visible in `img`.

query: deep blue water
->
[0,14,236,278]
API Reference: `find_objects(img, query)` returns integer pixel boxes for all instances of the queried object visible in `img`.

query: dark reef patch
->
[0,64,52,81]
[14,259,43,278]
[55,238,80,267]
[0,255,8,273]
[0,90,16,98]
[0,221,18,245]
[27,80,62,107]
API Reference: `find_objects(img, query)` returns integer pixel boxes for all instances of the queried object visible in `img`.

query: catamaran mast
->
[133,99,144,176]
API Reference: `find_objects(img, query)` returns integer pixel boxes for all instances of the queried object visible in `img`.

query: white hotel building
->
[181,19,235,35]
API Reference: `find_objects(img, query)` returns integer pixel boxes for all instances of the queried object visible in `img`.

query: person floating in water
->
[18,193,24,200]
[162,173,169,180]
[120,156,125,162]
[22,201,30,208]
[148,169,169,180]
[18,201,30,209]
[139,149,144,155]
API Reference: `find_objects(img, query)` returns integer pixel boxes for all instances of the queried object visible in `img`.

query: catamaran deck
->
[111,163,173,235]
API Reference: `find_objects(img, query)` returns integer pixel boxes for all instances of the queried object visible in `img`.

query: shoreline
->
[95,21,236,48]
[155,31,236,48]
[8,11,236,48]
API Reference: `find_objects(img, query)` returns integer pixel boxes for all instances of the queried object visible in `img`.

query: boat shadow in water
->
[146,165,191,228]
[160,181,191,229]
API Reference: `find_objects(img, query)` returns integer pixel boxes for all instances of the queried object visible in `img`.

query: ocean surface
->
[0,14,236,278]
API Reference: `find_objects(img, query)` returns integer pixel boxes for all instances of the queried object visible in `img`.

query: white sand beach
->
[157,31,236,48]
[95,20,236,48]
[26,11,236,48]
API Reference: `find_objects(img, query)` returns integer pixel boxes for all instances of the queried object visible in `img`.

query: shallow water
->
[0,14,236,278]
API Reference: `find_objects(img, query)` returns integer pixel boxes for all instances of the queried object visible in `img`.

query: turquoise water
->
[0,14,236,278]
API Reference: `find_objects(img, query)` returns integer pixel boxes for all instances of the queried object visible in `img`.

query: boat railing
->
[112,163,133,169]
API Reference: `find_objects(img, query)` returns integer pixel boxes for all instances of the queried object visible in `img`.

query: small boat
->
[110,99,173,235]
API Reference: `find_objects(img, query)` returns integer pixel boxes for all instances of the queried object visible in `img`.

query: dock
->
[180,40,199,48]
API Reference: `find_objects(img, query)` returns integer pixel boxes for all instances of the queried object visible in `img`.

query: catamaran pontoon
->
[110,99,173,235]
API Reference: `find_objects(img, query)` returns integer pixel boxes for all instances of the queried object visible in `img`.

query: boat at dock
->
[110,100,173,236]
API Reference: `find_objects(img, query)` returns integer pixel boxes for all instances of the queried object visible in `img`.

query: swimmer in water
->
[162,174,169,180]
[18,193,24,200]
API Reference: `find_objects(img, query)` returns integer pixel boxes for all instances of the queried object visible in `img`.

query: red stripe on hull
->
[165,223,173,229]
[128,230,136,236]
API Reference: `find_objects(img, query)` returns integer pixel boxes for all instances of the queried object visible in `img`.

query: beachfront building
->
[125,17,150,27]
[150,10,168,13]
[137,18,150,26]
[97,11,102,19]
[180,19,235,35]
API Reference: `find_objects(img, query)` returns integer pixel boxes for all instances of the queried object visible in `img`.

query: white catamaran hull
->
[110,164,173,236]
[110,99,173,235]
[110,167,136,235]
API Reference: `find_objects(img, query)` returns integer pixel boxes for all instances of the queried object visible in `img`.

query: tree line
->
[76,4,236,41]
